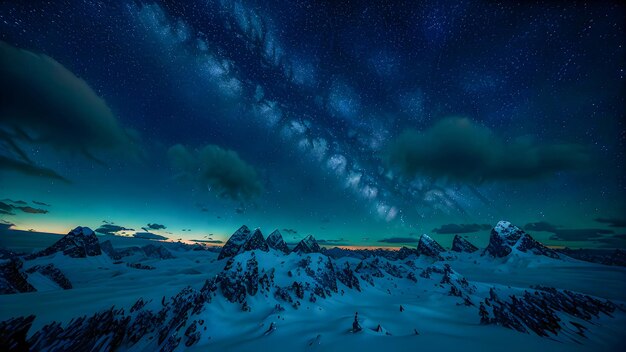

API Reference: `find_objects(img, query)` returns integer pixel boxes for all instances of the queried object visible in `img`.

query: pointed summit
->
[397,246,419,260]
[416,234,445,257]
[483,221,559,259]
[26,226,101,259]
[218,225,251,260]
[451,235,478,253]
[293,235,321,254]
[267,230,289,254]
[241,228,269,252]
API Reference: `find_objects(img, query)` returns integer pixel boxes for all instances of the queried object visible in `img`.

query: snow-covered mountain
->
[416,234,445,258]
[292,235,321,254]
[451,235,478,253]
[0,220,624,351]
[26,226,101,259]
[483,221,559,258]
[266,230,290,254]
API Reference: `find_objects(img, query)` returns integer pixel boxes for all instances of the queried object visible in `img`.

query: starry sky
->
[0,0,624,249]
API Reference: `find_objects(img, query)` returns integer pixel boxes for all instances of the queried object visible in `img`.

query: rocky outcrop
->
[556,248,626,267]
[0,259,35,294]
[102,241,174,261]
[100,240,122,260]
[26,226,101,259]
[25,264,72,290]
[292,235,321,254]
[451,235,478,253]
[416,234,445,258]
[218,226,270,260]
[240,229,269,253]
[218,226,251,260]
[483,221,559,259]
[266,230,290,254]
[396,246,419,260]
[141,244,175,259]
[480,286,616,337]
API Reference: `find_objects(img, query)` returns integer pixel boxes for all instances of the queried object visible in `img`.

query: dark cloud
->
[16,206,48,214]
[594,217,626,228]
[524,221,559,233]
[145,223,166,230]
[432,223,491,234]
[133,232,168,241]
[32,201,50,207]
[168,144,263,201]
[0,41,138,181]
[190,239,223,244]
[317,238,346,245]
[0,201,14,215]
[525,221,614,241]
[0,201,48,215]
[235,207,245,214]
[385,117,590,183]
[0,156,71,183]
[95,224,134,235]
[282,228,297,235]
[3,199,27,205]
[378,237,420,244]
[592,235,626,248]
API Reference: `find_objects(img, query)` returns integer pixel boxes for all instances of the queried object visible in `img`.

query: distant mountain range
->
[0,220,624,351]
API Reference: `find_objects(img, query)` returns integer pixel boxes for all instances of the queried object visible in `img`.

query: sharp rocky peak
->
[267,230,289,254]
[26,226,101,259]
[483,221,559,259]
[416,234,445,258]
[451,235,478,253]
[293,235,321,254]
[218,225,269,260]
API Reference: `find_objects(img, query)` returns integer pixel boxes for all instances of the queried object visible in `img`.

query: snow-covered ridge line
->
[0,221,625,351]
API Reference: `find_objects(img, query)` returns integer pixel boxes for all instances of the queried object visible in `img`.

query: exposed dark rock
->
[266,230,290,254]
[100,240,122,260]
[292,235,321,254]
[0,315,35,350]
[0,259,36,294]
[481,285,616,337]
[26,226,101,259]
[416,234,445,258]
[25,264,72,289]
[141,244,175,259]
[336,262,360,291]
[556,248,626,267]
[396,246,419,260]
[127,263,155,270]
[451,235,478,253]
[483,221,559,259]
[218,226,250,260]
[240,228,269,253]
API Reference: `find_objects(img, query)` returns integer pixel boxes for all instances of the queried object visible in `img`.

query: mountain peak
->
[218,226,270,260]
[26,226,101,259]
[267,230,289,254]
[416,234,445,258]
[484,221,559,258]
[69,226,95,237]
[240,228,269,253]
[218,225,252,260]
[451,235,478,253]
[293,235,321,254]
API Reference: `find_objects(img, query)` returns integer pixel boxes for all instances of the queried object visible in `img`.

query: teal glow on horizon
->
[0,1,624,250]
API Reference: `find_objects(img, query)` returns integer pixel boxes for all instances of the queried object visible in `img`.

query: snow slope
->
[0,221,624,351]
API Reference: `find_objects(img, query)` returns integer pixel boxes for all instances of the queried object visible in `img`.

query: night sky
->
[0,0,624,249]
